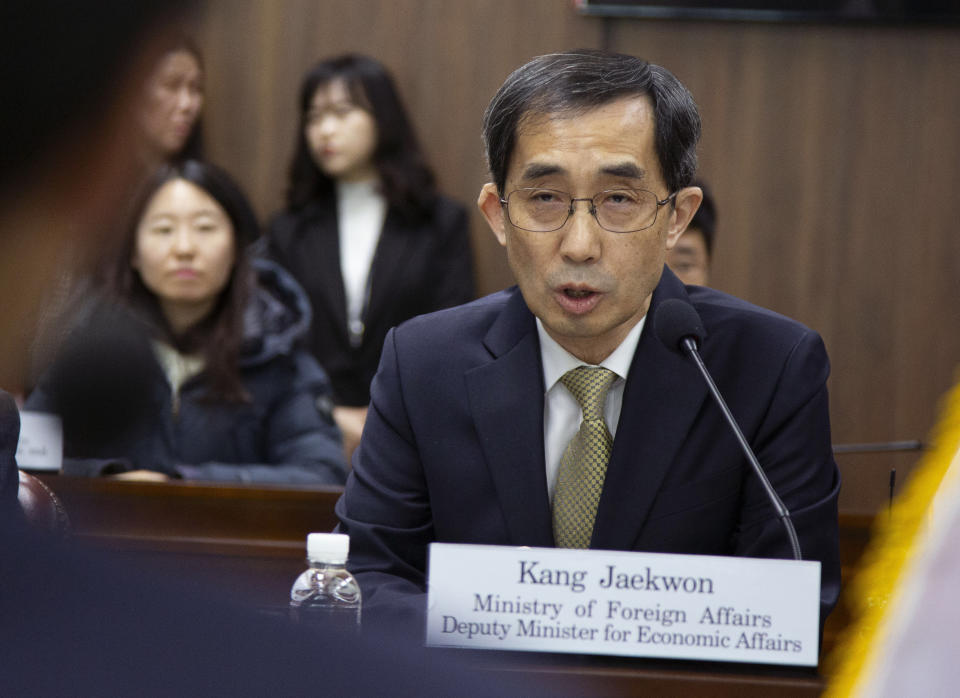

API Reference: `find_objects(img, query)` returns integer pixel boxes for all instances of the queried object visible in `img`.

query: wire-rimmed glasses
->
[500,188,676,233]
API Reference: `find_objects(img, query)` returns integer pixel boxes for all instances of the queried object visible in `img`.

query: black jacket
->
[266,195,474,406]
[336,271,840,632]
[26,259,347,485]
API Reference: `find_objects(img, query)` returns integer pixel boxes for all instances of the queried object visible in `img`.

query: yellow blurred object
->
[824,375,960,696]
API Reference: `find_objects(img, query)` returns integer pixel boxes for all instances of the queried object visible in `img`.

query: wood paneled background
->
[195,1,960,515]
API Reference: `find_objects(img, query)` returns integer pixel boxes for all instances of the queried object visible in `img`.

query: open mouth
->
[563,288,596,299]
[556,286,602,314]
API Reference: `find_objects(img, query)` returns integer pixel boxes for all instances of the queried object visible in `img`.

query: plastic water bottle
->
[289,533,361,633]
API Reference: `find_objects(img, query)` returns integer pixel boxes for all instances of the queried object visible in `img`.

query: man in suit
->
[336,49,840,634]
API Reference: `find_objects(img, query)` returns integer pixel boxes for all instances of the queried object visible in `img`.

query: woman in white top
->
[267,54,474,458]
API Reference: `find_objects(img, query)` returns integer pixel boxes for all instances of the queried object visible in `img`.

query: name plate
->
[16,411,63,471]
[426,543,820,666]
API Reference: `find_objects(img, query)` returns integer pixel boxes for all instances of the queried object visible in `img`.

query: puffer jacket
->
[26,259,347,485]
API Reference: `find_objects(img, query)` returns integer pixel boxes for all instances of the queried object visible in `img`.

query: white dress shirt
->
[336,179,387,343]
[538,316,645,500]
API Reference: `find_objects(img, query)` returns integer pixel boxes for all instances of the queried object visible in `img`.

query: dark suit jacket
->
[267,195,474,406]
[335,269,841,630]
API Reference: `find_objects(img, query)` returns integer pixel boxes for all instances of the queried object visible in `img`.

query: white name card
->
[16,411,63,471]
[426,543,820,666]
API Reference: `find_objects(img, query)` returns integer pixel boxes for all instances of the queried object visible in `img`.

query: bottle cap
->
[306,532,350,563]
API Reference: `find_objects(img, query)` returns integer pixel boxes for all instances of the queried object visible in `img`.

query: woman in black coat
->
[26,161,347,484]
[267,54,474,457]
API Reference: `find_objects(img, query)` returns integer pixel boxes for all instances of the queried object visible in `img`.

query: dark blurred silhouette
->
[0,2,553,695]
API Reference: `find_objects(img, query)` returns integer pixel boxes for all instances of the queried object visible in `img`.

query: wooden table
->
[38,474,873,695]
[37,474,341,607]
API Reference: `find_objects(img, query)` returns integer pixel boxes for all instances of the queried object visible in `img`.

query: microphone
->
[653,298,802,561]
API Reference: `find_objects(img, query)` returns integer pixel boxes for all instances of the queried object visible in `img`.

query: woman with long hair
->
[267,54,474,456]
[27,160,347,484]
[23,38,207,389]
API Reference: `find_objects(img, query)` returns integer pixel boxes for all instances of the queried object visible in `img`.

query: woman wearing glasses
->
[267,54,474,458]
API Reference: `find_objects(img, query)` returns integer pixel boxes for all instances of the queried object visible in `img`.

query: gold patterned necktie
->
[552,366,618,548]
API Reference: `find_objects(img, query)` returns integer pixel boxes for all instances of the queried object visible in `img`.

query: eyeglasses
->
[499,188,677,233]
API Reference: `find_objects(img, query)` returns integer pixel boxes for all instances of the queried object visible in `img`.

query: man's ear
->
[664,185,703,250]
[477,182,507,247]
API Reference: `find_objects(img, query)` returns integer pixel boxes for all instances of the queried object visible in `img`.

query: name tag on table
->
[426,543,820,666]
[16,411,63,471]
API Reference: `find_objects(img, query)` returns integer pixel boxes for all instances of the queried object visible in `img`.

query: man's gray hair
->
[482,49,700,196]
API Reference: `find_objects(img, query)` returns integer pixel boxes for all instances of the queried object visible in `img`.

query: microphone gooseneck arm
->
[680,337,803,561]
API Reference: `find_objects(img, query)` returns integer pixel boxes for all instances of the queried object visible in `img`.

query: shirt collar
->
[335,177,381,202]
[537,315,645,392]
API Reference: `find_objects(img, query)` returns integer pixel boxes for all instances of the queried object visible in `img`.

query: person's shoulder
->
[392,288,515,352]
[432,192,468,215]
[400,287,511,329]
[425,193,469,229]
[265,207,297,235]
[375,290,522,388]
[240,258,313,366]
[687,285,823,356]
[266,202,330,243]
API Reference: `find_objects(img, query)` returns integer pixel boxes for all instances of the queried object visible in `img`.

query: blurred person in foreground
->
[0,2,550,695]
[25,160,347,485]
[267,54,474,460]
[666,178,715,286]
[336,49,840,639]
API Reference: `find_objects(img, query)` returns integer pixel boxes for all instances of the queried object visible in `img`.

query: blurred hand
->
[333,405,368,465]
[109,469,170,482]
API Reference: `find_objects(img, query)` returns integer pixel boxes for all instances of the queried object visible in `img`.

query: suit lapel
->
[465,290,554,547]
[300,204,348,336]
[591,271,708,550]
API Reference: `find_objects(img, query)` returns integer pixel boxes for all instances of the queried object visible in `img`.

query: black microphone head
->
[654,298,706,353]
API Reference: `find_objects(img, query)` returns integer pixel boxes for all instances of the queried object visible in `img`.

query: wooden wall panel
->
[606,20,960,512]
[195,2,960,515]
[197,0,604,294]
